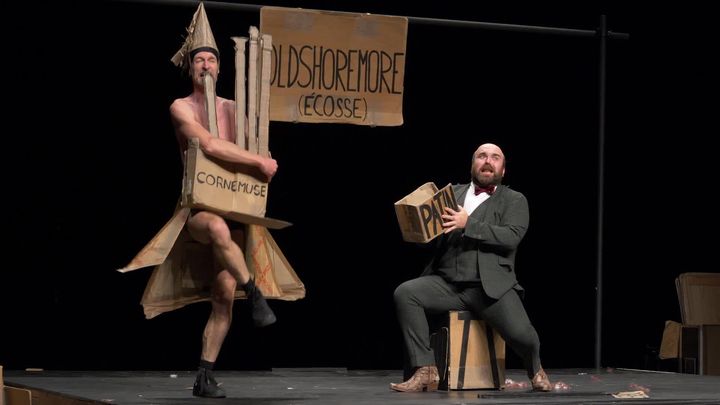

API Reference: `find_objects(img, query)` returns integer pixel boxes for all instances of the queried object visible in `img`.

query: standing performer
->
[170,3,278,398]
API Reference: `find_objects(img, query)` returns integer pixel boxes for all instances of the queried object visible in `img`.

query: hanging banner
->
[260,6,408,126]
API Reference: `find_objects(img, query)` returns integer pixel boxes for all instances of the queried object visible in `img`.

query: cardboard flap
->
[395,182,457,243]
[260,226,306,299]
[140,225,304,319]
[659,320,681,359]
[117,207,191,273]
[4,385,33,405]
[396,182,437,205]
[190,202,292,229]
[677,272,720,325]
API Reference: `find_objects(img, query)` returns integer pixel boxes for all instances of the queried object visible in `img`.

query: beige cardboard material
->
[120,21,304,316]
[119,207,304,318]
[661,273,720,375]
[203,72,220,138]
[447,311,505,390]
[232,36,248,150]
[680,324,720,376]
[676,273,720,326]
[699,325,720,375]
[183,138,290,229]
[2,381,89,405]
[180,27,286,229]
[247,27,260,153]
[258,33,272,156]
[3,385,31,405]
[171,2,218,69]
[659,320,681,359]
[395,183,458,243]
[260,6,407,126]
[138,224,303,319]
[612,391,649,399]
[118,207,191,273]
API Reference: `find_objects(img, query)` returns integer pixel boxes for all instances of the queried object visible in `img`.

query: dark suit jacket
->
[422,183,529,299]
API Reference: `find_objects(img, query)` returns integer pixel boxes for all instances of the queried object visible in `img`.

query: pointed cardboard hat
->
[171,2,219,69]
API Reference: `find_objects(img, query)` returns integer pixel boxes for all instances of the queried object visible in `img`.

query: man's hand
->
[442,206,468,233]
[259,156,278,181]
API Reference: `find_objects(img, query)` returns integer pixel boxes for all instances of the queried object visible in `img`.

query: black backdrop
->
[2,1,715,372]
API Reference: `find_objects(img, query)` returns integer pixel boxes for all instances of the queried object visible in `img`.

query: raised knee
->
[206,217,232,245]
[213,293,234,309]
[393,282,412,303]
[212,280,237,306]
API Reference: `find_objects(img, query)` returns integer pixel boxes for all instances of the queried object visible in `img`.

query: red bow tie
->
[474,184,496,195]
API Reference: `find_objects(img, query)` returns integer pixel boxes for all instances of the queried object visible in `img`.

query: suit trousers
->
[394,275,542,378]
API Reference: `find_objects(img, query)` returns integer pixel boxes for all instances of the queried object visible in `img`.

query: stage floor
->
[4,368,720,404]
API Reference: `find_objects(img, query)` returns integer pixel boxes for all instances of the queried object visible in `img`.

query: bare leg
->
[187,211,274,398]
[187,211,250,285]
[192,269,234,399]
[201,270,236,362]
[187,211,276,329]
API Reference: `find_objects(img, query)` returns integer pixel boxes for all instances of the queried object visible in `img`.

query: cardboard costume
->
[170,2,219,70]
[119,3,304,319]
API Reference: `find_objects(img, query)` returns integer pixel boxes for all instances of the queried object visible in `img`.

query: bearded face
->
[471,144,505,187]
[190,51,220,89]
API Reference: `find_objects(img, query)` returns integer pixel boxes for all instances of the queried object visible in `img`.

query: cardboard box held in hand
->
[395,183,457,243]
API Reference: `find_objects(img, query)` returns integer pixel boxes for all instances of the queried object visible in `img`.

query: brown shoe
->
[531,369,552,392]
[390,366,440,392]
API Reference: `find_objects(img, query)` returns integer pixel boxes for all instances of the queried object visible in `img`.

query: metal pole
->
[408,15,628,39]
[595,14,607,372]
[114,0,630,39]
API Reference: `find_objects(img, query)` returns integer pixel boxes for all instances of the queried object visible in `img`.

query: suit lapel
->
[454,183,504,222]
[454,184,469,207]
[469,184,504,221]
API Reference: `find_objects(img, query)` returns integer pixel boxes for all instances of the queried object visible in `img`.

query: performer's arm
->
[170,99,277,180]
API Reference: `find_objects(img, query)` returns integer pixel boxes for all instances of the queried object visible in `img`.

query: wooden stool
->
[431,310,505,390]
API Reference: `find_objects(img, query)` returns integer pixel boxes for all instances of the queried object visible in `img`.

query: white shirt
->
[463,184,492,215]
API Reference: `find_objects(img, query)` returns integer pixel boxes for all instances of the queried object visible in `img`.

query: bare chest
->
[194,99,236,142]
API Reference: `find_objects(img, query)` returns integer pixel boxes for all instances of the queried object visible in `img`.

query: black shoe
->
[193,368,226,398]
[244,279,277,327]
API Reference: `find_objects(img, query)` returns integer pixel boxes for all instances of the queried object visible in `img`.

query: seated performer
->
[390,143,552,393]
